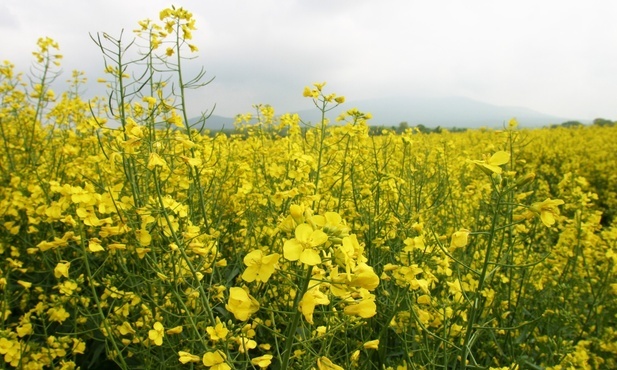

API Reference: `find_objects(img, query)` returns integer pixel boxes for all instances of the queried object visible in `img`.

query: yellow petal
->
[344,299,377,318]
[487,151,510,166]
[283,240,303,261]
[481,163,503,174]
[295,223,313,241]
[300,248,322,266]
[309,229,329,247]
[243,249,263,267]
[241,266,259,283]
[363,339,380,349]
[540,211,556,227]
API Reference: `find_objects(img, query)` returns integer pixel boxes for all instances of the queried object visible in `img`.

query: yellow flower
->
[226,287,260,321]
[179,351,201,364]
[47,306,70,323]
[166,326,183,335]
[147,152,167,169]
[241,249,280,283]
[0,337,20,367]
[349,263,380,290]
[302,86,319,98]
[16,323,33,337]
[206,321,229,341]
[58,280,78,296]
[299,286,331,324]
[317,356,344,370]
[450,229,471,249]
[313,82,326,91]
[148,321,165,346]
[54,261,71,279]
[17,280,32,289]
[136,229,152,246]
[118,321,136,335]
[417,294,431,305]
[236,336,257,353]
[251,354,273,368]
[530,198,565,227]
[343,298,377,318]
[202,350,230,370]
[283,223,328,266]
[72,338,86,355]
[363,339,380,349]
[88,239,105,252]
[311,211,349,238]
[470,151,510,175]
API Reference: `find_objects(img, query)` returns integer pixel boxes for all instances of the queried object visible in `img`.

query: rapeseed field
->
[0,7,615,370]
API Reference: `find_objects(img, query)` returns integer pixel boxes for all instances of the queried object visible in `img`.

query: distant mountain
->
[291,96,570,129]
[193,96,571,131]
[189,115,235,131]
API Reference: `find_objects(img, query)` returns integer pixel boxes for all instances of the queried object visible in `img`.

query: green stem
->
[79,230,129,370]
[280,265,314,369]
[459,189,503,369]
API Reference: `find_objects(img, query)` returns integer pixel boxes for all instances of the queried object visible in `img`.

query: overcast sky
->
[2,0,617,121]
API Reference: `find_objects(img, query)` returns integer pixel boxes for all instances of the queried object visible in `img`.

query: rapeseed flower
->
[0,337,20,367]
[349,263,380,290]
[47,307,70,323]
[450,229,471,249]
[226,287,260,321]
[251,354,273,368]
[299,285,330,324]
[317,356,344,370]
[178,351,201,364]
[333,235,363,275]
[470,151,510,175]
[530,198,565,227]
[202,350,230,370]
[16,323,33,337]
[148,322,164,346]
[343,297,377,318]
[118,322,136,335]
[236,336,257,353]
[166,326,183,335]
[283,223,328,266]
[206,319,229,341]
[54,261,70,279]
[241,249,279,283]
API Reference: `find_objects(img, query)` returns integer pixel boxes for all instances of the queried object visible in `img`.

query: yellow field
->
[0,7,616,370]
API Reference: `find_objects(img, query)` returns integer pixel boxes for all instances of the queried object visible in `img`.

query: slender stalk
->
[79,231,129,370]
[279,265,314,369]
[459,189,503,369]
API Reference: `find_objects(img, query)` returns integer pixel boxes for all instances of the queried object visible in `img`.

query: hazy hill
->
[195,96,571,130]
[188,114,235,131]
[292,96,569,129]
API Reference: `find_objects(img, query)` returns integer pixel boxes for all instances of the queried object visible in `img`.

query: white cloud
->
[2,0,617,120]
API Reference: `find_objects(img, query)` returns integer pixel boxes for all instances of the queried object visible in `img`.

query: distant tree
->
[368,125,387,136]
[593,118,614,127]
[415,124,429,134]
[560,120,583,128]
[397,121,409,134]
